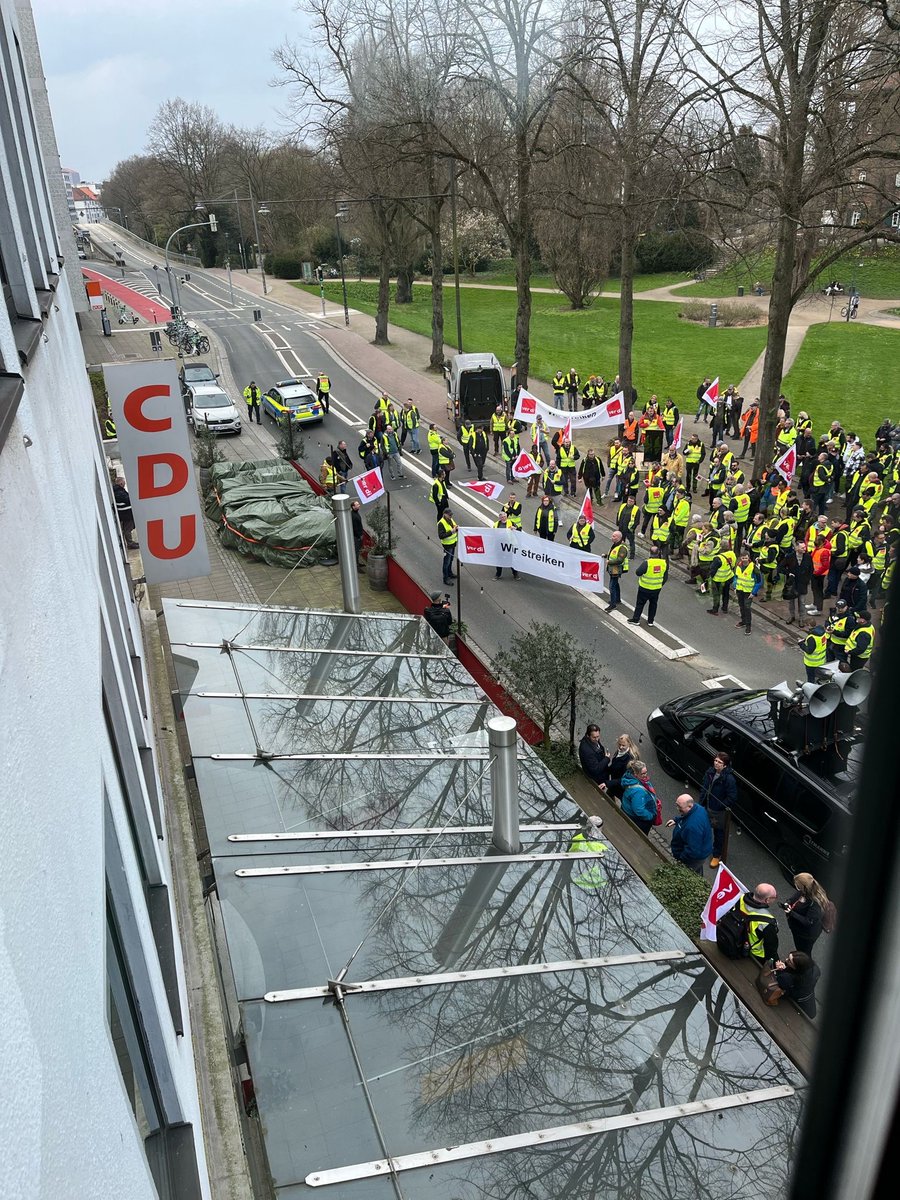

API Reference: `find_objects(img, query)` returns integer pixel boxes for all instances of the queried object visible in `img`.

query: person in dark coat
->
[775,950,821,1018]
[780,540,813,625]
[666,794,713,876]
[423,591,452,642]
[783,872,831,956]
[114,476,138,549]
[578,724,609,788]
[350,499,364,568]
[699,751,738,867]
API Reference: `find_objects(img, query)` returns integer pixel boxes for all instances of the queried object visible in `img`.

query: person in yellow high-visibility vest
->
[316,372,331,412]
[801,624,827,683]
[629,556,668,626]
[567,816,609,890]
[734,551,760,636]
[568,515,595,551]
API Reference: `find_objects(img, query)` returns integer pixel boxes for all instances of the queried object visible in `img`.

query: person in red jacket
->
[810,532,831,614]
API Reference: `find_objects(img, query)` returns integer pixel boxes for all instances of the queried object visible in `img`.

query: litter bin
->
[737,286,744,297]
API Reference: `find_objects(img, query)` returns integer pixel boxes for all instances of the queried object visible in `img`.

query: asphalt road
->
[87,228,819,937]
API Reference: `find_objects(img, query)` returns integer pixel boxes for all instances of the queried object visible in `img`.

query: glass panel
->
[345,968,803,1160]
[276,1181,396,1200]
[172,645,478,701]
[216,847,693,1000]
[163,600,435,654]
[240,1000,381,1188]
[397,1094,802,1198]
[194,756,578,855]
[182,696,492,756]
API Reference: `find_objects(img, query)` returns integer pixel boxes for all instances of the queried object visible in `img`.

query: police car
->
[647,682,866,887]
[262,379,324,425]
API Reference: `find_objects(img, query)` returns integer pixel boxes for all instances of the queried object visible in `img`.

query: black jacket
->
[780,550,813,593]
[700,765,737,813]
[578,736,609,784]
[775,960,821,1018]
[785,893,823,947]
[423,603,452,638]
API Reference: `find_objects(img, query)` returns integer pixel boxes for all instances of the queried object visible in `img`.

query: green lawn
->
[782,322,900,436]
[673,244,900,300]
[299,281,768,402]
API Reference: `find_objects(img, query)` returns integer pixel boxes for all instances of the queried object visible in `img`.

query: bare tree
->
[684,0,900,477]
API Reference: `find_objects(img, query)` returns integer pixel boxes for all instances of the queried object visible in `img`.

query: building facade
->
[0,2,210,1196]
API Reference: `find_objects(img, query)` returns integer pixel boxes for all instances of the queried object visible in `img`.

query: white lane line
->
[702,674,749,690]
[185,281,234,311]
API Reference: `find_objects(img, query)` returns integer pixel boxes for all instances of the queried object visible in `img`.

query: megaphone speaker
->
[800,681,841,718]
[767,681,797,705]
[834,669,871,707]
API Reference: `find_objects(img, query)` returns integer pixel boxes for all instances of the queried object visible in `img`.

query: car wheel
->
[651,740,684,781]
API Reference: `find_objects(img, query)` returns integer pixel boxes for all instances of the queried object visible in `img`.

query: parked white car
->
[187,384,242,436]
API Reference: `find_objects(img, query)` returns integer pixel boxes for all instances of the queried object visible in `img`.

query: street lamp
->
[251,192,268,295]
[335,206,350,327]
[164,212,217,313]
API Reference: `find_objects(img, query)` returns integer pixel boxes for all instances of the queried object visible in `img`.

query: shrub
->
[678,299,764,326]
[533,739,579,780]
[635,229,716,274]
[648,863,711,938]
[264,253,305,279]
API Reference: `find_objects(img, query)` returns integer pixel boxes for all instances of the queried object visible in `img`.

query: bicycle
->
[839,304,858,320]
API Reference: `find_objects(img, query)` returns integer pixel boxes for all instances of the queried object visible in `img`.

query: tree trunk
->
[752,211,798,480]
[512,130,533,384]
[396,264,414,304]
[618,210,635,406]
[375,249,391,345]
[429,216,445,371]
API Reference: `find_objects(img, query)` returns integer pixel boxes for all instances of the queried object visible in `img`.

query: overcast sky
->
[31,0,308,182]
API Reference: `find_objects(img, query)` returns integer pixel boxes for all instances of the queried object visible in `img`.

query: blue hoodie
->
[671,802,714,863]
[620,769,658,824]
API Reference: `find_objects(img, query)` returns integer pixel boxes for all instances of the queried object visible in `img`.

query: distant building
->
[61,164,79,221]
[72,183,104,223]
[1,1,211,1196]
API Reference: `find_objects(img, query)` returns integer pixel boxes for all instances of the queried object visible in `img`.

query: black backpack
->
[716,904,750,958]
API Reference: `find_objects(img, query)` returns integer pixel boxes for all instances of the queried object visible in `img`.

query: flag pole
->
[456,564,462,635]
[386,489,393,552]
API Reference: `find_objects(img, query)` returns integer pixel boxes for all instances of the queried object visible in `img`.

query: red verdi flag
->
[353,466,386,503]
[511,450,541,480]
[700,863,748,941]
[459,479,505,500]
[702,377,720,407]
[773,444,797,483]
[671,417,684,450]
[579,491,594,524]
[560,416,572,444]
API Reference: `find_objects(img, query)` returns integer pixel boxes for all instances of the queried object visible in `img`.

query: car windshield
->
[185,367,214,381]
[195,392,230,408]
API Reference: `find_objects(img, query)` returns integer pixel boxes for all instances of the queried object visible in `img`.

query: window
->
[850,210,861,227]
[697,719,741,758]
[772,775,831,834]
[892,212,900,229]
[858,171,867,183]
[894,171,900,189]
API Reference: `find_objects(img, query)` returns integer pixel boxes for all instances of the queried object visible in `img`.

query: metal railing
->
[103,219,202,267]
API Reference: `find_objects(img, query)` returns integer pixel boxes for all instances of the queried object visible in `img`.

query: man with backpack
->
[716,883,780,963]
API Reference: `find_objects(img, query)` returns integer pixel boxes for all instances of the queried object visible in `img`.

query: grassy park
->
[301,280,768,404]
[781,322,900,436]
[476,259,692,293]
[674,244,900,299]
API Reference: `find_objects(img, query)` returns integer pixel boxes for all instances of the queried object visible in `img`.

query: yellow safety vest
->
[570,523,592,549]
[437,517,458,546]
[735,562,757,593]
[558,445,577,468]
[733,494,751,523]
[491,412,507,432]
[827,615,851,647]
[673,498,691,527]
[543,468,563,493]
[641,559,667,590]
[427,428,442,451]
[460,424,475,446]
[845,624,875,661]
[644,486,665,513]
[802,633,827,667]
[607,544,629,573]
[535,505,557,534]
[651,515,671,542]
[552,374,566,394]
[684,443,703,463]
[777,427,798,448]
[503,503,523,530]
[662,406,677,426]
[713,551,736,583]
[430,480,447,506]
[567,833,608,890]
[404,406,419,429]
[321,462,337,488]
[608,445,621,473]
[317,375,331,393]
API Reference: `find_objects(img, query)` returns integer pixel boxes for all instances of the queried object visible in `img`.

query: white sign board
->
[103,360,211,583]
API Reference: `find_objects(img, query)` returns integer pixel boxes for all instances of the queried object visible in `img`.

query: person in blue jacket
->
[619,760,658,834]
[699,751,738,868]
[666,793,713,876]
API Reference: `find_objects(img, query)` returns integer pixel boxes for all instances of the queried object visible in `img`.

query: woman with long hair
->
[783,873,833,956]
[605,734,640,800]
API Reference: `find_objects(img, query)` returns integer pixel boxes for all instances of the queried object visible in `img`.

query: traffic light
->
[208,213,218,232]
[316,266,324,283]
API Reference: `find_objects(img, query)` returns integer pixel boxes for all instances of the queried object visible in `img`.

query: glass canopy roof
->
[164,599,805,1199]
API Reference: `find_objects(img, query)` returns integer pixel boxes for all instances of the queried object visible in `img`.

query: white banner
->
[457,526,606,592]
[104,360,210,584]
[514,387,624,429]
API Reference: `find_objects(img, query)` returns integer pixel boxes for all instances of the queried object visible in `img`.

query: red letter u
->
[145,515,197,559]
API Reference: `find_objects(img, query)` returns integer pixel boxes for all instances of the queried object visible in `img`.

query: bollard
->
[332,494,361,614]
[708,303,718,328]
[489,716,519,854]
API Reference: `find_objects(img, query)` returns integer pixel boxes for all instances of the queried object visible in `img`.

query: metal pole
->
[319,273,327,317]
[489,716,519,854]
[224,233,235,305]
[456,566,462,635]
[386,490,393,553]
[336,213,350,326]
[449,163,463,353]
[249,184,267,295]
[234,186,248,272]
[332,494,361,614]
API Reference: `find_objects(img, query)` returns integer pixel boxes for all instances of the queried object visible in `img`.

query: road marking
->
[702,674,749,690]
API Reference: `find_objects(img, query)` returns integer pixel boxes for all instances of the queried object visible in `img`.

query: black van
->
[647,688,860,887]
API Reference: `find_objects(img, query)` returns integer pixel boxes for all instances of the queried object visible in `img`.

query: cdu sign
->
[103,360,211,583]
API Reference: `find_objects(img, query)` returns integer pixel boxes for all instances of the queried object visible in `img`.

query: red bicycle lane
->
[81,267,172,323]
